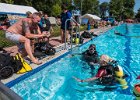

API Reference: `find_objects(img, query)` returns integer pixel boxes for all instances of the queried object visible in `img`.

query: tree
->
[123,0,135,19]
[52,4,61,17]
[82,0,99,15]
[109,0,135,20]
[0,0,14,4]
[99,2,109,18]
[135,8,140,22]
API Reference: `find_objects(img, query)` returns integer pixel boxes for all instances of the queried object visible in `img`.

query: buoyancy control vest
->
[98,64,115,85]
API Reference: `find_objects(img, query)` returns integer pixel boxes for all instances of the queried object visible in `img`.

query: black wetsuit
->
[82,50,99,76]
[82,50,98,64]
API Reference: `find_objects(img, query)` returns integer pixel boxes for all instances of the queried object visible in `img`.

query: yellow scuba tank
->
[75,38,79,44]
[115,65,128,89]
[72,38,75,43]
[133,84,140,100]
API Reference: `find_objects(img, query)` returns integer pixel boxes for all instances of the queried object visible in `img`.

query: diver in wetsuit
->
[73,55,115,84]
[114,31,125,36]
[82,44,99,75]
[74,54,129,89]
[82,44,99,66]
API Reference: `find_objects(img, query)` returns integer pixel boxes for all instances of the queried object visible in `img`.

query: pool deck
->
[1,26,113,85]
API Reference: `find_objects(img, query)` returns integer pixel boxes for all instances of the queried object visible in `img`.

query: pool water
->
[11,24,140,100]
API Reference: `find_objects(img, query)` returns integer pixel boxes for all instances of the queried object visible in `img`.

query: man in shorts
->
[60,4,72,43]
[5,12,47,64]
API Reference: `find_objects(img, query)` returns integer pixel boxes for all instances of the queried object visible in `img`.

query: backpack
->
[0,53,14,79]
[0,48,23,79]
[81,31,92,38]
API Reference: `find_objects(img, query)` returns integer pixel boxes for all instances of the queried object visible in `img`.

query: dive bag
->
[0,48,22,79]
[81,31,92,38]
[35,42,56,56]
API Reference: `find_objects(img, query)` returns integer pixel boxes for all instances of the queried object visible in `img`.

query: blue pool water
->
[11,24,140,100]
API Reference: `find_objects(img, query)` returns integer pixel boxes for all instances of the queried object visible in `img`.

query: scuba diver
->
[71,44,99,76]
[72,44,99,65]
[73,55,128,89]
[114,31,140,38]
[82,44,99,75]
[114,31,125,36]
[73,55,115,84]
[82,44,99,66]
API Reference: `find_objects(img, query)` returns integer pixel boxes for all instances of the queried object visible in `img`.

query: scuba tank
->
[114,65,128,89]
[75,38,79,44]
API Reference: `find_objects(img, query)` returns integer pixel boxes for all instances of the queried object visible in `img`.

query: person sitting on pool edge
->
[73,55,117,85]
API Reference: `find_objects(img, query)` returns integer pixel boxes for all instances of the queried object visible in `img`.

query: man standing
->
[60,4,72,43]
[5,12,46,64]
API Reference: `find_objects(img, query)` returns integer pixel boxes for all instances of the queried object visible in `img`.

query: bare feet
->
[32,58,42,65]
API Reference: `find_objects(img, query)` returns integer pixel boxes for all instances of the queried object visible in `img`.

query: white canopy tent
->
[81,14,101,21]
[0,3,37,15]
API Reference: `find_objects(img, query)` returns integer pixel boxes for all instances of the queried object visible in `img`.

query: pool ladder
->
[64,18,80,50]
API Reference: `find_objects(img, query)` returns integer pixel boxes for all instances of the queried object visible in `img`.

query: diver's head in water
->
[100,55,111,66]
[88,44,96,54]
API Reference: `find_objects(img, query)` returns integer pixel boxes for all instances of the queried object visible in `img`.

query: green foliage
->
[109,0,135,20]
[135,8,140,18]
[82,0,99,15]
[0,0,14,3]
[99,2,109,18]
[51,25,87,37]
[52,4,62,17]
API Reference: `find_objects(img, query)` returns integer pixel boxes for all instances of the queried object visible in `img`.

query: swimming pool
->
[10,24,140,100]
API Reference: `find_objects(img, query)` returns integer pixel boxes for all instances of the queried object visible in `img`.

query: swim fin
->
[16,54,26,74]
[16,53,32,74]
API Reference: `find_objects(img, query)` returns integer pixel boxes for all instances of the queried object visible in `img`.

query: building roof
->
[0,3,37,15]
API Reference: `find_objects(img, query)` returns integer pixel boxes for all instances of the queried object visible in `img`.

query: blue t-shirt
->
[61,11,72,29]
[87,23,91,31]
[38,17,51,32]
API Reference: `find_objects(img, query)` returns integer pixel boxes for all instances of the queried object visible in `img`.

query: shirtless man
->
[5,12,47,64]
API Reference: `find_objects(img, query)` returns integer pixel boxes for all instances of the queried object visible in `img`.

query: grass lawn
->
[0,25,87,48]
[52,25,87,37]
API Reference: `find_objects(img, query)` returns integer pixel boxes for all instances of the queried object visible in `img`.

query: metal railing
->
[0,81,22,100]
[64,18,80,50]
